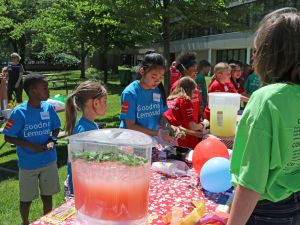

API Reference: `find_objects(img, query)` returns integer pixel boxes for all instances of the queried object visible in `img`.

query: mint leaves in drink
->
[72,148,148,166]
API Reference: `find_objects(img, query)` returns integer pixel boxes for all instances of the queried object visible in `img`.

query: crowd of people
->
[1,7,300,225]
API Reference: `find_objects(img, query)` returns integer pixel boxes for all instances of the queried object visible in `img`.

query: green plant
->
[86,67,103,80]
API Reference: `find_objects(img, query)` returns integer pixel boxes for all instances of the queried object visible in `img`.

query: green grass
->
[0,70,122,224]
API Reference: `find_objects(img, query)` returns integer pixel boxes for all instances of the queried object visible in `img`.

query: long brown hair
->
[65,80,107,135]
[168,77,196,101]
[253,7,300,85]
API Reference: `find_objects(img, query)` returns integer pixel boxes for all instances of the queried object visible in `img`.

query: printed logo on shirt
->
[40,111,50,120]
[24,121,51,138]
[186,108,193,117]
[4,119,14,130]
[121,102,130,113]
[224,86,229,92]
[153,93,161,102]
[137,103,160,119]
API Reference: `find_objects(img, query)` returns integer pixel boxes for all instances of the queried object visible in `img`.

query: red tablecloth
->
[32,170,226,225]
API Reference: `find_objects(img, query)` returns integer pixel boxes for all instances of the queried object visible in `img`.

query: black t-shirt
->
[7,63,24,84]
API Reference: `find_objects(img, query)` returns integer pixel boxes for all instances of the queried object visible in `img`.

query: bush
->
[52,53,80,67]
[86,67,103,80]
[36,53,80,69]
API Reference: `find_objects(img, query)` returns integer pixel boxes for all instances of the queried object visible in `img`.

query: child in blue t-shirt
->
[119,51,178,143]
[64,80,107,197]
[3,74,61,225]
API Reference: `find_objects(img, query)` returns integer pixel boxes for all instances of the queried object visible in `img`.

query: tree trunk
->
[80,42,86,79]
[102,50,108,84]
[18,36,26,67]
[162,0,171,94]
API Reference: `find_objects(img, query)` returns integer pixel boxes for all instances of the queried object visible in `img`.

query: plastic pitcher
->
[209,92,241,137]
[68,128,153,225]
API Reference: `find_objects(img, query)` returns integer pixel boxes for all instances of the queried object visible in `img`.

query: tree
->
[33,0,99,78]
[0,0,49,65]
[115,1,229,66]
[35,0,156,81]
[130,0,230,91]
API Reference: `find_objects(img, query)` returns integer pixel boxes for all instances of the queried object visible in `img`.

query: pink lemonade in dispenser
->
[68,129,153,225]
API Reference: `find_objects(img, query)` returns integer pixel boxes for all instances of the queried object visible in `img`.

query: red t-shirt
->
[169,67,181,90]
[170,80,202,123]
[204,80,237,120]
[231,80,245,94]
[164,97,199,148]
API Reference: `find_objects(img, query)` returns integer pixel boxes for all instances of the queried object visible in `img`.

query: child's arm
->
[15,72,23,88]
[125,120,159,136]
[179,126,203,138]
[4,135,46,152]
[227,184,260,225]
[46,128,60,150]
[15,64,24,88]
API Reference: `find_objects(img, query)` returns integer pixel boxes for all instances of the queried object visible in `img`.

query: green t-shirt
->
[231,83,300,202]
[244,72,260,96]
[195,72,207,108]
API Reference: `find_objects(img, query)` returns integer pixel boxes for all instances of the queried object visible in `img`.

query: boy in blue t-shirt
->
[3,74,61,225]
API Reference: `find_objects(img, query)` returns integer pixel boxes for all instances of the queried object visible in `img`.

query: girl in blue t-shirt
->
[120,51,178,143]
[64,80,107,197]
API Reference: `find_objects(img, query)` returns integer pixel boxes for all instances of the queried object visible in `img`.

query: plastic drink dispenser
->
[209,93,241,137]
[68,128,153,225]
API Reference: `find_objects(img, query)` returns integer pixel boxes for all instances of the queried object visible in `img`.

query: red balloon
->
[192,138,229,174]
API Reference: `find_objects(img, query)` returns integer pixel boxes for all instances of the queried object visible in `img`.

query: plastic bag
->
[151,160,191,177]
[46,99,65,112]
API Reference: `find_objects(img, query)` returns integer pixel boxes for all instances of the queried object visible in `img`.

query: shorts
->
[19,162,60,202]
[246,191,300,225]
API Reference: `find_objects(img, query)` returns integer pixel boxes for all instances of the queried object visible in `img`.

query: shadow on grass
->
[105,82,124,96]
[0,149,16,158]
[56,144,68,169]
[0,159,18,181]
[97,114,120,128]
[0,144,68,182]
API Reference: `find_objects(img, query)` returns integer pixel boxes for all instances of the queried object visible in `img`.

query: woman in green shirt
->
[228,8,300,225]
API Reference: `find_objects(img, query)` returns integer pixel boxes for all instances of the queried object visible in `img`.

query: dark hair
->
[65,80,107,135]
[198,60,211,70]
[228,59,244,69]
[137,51,167,106]
[23,74,46,96]
[229,63,242,89]
[254,7,300,85]
[176,52,197,74]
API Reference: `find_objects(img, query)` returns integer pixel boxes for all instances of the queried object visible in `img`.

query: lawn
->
[0,70,123,225]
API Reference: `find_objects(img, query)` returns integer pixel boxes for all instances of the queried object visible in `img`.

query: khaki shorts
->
[19,162,60,202]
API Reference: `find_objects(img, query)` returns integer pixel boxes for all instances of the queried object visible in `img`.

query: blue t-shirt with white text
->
[68,117,99,195]
[3,102,61,169]
[73,117,98,134]
[119,80,168,132]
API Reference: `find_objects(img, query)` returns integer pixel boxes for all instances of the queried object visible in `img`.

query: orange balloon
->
[192,138,229,174]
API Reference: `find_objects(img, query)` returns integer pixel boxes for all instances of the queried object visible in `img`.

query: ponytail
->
[65,94,77,136]
[158,83,167,106]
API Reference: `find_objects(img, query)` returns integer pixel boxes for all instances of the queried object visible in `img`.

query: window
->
[216,49,247,64]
